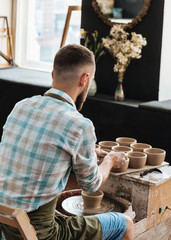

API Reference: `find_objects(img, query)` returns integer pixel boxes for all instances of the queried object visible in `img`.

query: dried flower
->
[81,28,105,64]
[102,25,147,73]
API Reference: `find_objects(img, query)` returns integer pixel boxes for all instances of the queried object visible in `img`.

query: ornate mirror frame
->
[92,0,151,29]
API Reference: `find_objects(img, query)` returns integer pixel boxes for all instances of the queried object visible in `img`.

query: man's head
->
[52,44,95,111]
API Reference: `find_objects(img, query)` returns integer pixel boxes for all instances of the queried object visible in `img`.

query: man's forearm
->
[98,155,113,186]
[98,151,126,187]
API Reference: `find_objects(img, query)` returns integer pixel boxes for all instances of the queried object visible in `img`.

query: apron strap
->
[44,92,73,107]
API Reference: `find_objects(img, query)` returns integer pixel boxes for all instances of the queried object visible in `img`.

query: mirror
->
[92,0,151,29]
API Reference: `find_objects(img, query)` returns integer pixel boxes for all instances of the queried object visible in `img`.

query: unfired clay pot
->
[81,190,104,209]
[111,145,133,154]
[144,148,166,166]
[130,143,151,152]
[116,137,137,147]
[128,152,147,169]
[99,141,119,149]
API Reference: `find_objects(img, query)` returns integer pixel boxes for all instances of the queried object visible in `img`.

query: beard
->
[75,80,89,111]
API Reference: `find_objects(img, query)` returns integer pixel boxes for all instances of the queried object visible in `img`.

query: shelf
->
[87,93,145,108]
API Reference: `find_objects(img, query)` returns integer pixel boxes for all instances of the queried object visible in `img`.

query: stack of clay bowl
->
[97,138,166,172]
[111,137,136,173]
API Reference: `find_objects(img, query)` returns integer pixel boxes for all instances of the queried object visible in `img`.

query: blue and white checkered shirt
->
[0,88,102,212]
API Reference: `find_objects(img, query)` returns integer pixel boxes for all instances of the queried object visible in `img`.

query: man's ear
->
[80,73,90,87]
[52,71,54,79]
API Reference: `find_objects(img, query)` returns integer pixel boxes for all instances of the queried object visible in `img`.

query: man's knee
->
[122,215,134,240]
[125,215,134,229]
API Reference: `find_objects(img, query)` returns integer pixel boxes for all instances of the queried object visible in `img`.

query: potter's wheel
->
[62,195,123,216]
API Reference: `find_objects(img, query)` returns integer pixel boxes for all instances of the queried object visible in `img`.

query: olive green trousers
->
[0,197,102,240]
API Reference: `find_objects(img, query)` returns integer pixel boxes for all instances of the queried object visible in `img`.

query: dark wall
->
[81,0,165,101]
[0,80,48,135]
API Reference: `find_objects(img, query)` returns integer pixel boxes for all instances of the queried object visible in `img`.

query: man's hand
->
[105,151,127,169]
[95,148,108,158]
[98,151,127,186]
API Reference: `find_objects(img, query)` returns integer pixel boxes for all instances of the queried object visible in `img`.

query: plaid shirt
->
[0,88,102,212]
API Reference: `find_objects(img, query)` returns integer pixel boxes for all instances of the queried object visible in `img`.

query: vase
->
[114,71,125,101]
[88,79,97,96]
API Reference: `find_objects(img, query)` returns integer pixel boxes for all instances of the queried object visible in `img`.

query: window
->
[15,0,82,71]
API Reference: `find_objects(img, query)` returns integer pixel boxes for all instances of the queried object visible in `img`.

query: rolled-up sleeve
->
[72,121,103,193]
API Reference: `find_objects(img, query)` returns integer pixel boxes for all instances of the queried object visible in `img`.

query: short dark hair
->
[53,44,95,75]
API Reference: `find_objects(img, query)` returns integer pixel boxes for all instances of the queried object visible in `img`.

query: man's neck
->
[52,83,79,102]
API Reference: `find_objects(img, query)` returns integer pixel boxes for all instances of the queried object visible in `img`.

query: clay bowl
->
[98,141,119,150]
[144,148,166,166]
[116,137,137,147]
[128,152,147,169]
[111,146,133,154]
[81,190,104,209]
[130,143,152,152]
[112,158,129,173]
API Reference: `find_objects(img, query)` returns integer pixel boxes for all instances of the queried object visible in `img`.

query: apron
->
[1,196,102,240]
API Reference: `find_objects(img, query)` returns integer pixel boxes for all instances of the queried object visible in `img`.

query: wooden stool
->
[0,203,38,240]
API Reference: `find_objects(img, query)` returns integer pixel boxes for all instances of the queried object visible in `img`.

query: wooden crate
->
[101,166,171,238]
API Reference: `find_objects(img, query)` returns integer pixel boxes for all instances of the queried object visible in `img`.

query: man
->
[0,44,133,240]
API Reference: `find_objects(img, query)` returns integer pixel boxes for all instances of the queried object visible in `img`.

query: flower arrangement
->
[81,28,105,64]
[102,25,147,74]
[102,24,147,101]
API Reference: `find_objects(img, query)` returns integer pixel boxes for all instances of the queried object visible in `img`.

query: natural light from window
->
[16,0,82,71]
